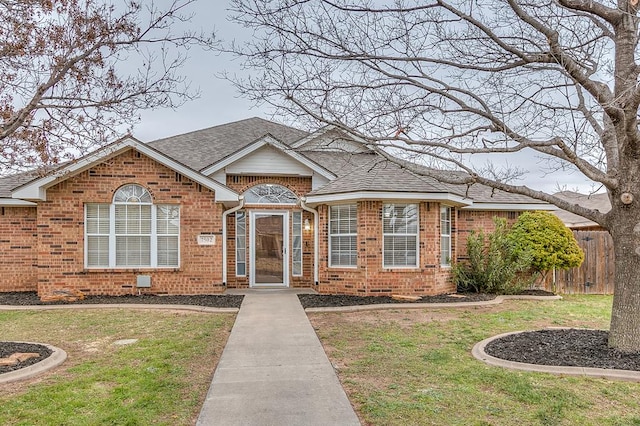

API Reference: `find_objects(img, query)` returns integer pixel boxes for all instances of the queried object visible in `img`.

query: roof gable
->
[12,137,239,203]
[200,134,336,181]
[148,117,310,171]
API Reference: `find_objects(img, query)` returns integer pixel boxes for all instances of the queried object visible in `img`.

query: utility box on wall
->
[136,275,151,288]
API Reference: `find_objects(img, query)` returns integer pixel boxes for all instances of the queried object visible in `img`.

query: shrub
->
[508,211,584,273]
[453,218,533,294]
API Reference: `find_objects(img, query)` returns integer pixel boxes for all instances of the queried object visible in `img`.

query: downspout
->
[300,197,319,286]
[222,195,245,286]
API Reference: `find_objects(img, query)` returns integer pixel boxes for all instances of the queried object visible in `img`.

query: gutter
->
[222,196,245,286]
[300,197,319,286]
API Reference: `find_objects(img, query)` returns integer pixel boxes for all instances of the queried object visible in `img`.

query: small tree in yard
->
[229,0,640,352]
[454,218,532,295]
[508,211,584,290]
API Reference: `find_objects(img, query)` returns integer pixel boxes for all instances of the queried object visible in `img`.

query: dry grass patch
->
[0,308,235,425]
[310,296,640,426]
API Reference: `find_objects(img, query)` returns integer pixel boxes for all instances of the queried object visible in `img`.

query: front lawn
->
[310,295,640,426]
[0,309,235,425]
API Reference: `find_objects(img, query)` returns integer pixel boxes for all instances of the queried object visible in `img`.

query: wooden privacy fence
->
[542,230,615,294]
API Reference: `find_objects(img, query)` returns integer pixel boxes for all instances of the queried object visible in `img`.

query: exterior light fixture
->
[304,218,311,231]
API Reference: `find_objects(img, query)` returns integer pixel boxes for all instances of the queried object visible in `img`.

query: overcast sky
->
[130,1,599,194]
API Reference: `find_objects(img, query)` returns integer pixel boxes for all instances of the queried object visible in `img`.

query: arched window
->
[242,184,298,204]
[85,184,180,268]
[114,184,153,203]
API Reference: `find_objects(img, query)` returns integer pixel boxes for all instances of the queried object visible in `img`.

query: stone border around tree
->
[472,330,640,382]
[0,342,67,385]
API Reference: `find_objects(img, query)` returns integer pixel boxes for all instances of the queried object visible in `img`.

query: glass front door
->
[250,212,288,287]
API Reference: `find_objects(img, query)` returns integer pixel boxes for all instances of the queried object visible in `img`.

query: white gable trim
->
[12,137,239,203]
[461,203,555,211]
[305,191,472,206]
[200,135,336,180]
[0,198,37,206]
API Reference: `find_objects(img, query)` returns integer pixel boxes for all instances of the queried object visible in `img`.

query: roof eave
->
[12,137,239,203]
[0,198,37,206]
[304,191,472,206]
[461,203,555,211]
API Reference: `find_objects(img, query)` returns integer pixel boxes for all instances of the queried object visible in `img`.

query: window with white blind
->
[440,206,452,266]
[292,211,303,276]
[329,204,357,267]
[236,211,246,276]
[85,184,180,268]
[383,203,419,268]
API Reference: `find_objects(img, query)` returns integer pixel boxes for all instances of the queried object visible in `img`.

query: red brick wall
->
[0,207,37,292]
[456,210,520,260]
[226,175,312,196]
[35,149,225,296]
[0,158,530,298]
[225,175,315,288]
[317,201,456,296]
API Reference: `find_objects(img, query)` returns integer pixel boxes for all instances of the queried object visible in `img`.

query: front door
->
[250,212,289,287]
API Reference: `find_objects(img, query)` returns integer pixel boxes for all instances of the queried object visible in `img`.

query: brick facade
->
[32,149,225,297]
[225,175,315,289]
[0,207,37,292]
[456,210,521,260]
[0,153,530,298]
[316,201,457,296]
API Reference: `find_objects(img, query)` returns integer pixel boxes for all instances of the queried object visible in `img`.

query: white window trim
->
[85,203,180,269]
[440,205,452,267]
[292,211,303,277]
[382,203,420,269]
[236,210,246,277]
[328,204,358,268]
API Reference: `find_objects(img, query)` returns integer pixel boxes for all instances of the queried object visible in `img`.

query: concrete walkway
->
[196,289,361,426]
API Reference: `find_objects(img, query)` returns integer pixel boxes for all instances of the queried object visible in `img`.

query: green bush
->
[508,211,584,272]
[453,218,533,294]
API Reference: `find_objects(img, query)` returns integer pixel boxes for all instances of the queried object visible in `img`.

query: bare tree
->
[228,0,640,351]
[0,0,214,171]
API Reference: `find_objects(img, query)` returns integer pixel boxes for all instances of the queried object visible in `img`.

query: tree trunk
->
[608,215,640,352]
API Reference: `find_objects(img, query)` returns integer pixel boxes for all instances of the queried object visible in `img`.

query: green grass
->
[311,295,640,426]
[0,309,235,425]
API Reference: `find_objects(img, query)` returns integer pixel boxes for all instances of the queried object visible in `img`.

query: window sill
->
[381,267,421,272]
[84,267,181,273]
[328,266,358,270]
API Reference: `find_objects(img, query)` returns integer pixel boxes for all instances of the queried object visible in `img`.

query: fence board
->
[543,230,614,294]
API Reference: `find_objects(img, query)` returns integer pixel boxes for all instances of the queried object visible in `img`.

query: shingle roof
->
[0,117,550,209]
[0,170,48,198]
[147,117,310,171]
[552,191,610,228]
[305,153,461,196]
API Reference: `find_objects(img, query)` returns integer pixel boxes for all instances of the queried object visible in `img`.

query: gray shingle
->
[552,191,610,228]
[147,117,309,171]
[306,153,458,196]
[0,170,47,198]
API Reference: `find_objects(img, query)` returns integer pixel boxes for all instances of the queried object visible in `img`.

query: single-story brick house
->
[0,117,552,298]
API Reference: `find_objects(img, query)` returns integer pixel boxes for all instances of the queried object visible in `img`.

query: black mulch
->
[297,290,554,308]
[0,342,53,374]
[484,329,640,371]
[0,292,244,308]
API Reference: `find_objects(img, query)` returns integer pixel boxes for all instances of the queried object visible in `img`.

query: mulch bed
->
[0,292,244,308]
[0,342,53,374]
[11,290,634,375]
[484,329,640,371]
[297,290,553,308]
